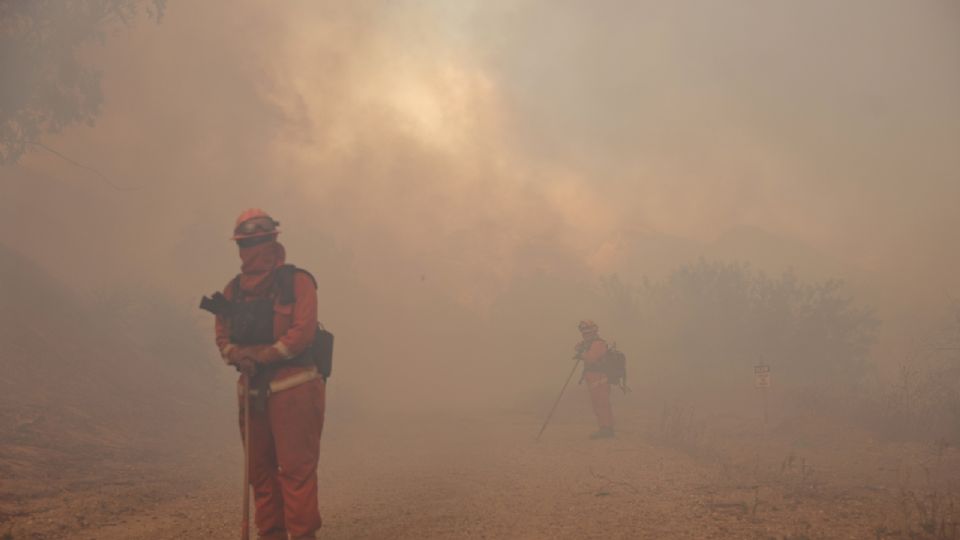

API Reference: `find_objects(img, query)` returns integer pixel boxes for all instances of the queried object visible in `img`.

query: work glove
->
[222,345,247,365]
[223,345,257,376]
[231,357,257,377]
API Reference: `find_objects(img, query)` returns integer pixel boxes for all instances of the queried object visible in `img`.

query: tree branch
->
[30,142,142,191]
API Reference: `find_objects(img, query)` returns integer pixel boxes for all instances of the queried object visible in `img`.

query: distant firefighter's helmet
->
[578,320,598,333]
[232,208,280,241]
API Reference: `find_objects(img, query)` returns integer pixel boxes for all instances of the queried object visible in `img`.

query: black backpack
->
[603,344,629,393]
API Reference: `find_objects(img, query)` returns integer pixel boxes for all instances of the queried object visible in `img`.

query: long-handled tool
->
[536,357,582,441]
[241,374,251,540]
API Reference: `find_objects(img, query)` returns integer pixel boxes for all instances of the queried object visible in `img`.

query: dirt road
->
[4,408,959,539]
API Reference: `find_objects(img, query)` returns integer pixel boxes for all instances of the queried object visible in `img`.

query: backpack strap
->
[276,264,318,306]
[231,274,242,301]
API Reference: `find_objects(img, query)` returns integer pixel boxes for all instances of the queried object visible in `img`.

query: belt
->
[243,367,319,398]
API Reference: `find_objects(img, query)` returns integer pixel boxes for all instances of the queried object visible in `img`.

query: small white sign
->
[754,365,771,388]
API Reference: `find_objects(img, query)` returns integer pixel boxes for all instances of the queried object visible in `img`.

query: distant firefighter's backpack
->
[603,344,629,393]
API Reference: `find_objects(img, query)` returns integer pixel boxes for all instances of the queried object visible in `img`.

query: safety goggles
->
[234,217,279,236]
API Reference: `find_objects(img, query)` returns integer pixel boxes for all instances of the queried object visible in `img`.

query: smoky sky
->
[1,0,958,377]
[468,1,960,278]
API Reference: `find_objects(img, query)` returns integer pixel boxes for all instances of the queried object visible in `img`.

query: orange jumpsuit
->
[215,255,324,540]
[579,338,614,429]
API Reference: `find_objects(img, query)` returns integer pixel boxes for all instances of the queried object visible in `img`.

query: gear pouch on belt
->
[313,326,334,380]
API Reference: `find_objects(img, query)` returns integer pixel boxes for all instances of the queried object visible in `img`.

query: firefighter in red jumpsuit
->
[576,320,614,439]
[215,209,325,540]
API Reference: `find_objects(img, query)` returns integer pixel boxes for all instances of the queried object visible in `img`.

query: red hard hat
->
[232,208,280,240]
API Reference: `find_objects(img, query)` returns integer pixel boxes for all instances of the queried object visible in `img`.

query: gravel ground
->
[4,410,959,539]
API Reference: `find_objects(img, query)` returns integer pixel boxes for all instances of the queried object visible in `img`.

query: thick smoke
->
[1,0,958,410]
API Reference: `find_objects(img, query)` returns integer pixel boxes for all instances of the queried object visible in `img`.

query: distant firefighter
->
[201,209,331,540]
[575,320,615,439]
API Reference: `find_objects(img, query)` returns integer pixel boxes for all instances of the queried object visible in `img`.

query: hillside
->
[0,245,232,522]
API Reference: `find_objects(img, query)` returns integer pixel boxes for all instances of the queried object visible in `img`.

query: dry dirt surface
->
[3,408,960,540]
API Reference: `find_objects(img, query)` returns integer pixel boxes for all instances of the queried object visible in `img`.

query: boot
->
[589,426,614,439]
[257,530,287,540]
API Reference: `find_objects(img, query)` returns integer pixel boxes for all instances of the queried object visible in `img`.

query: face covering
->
[238,239,286,295]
